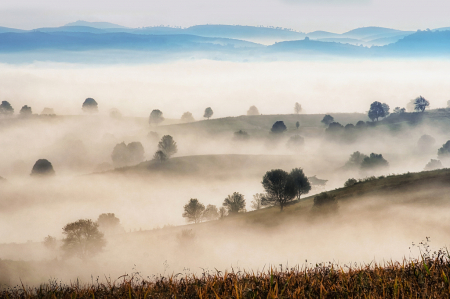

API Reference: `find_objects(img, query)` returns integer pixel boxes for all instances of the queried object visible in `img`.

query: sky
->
[0,0,449,33]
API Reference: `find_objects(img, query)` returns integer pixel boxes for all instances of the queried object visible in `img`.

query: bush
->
[313,192,338,210]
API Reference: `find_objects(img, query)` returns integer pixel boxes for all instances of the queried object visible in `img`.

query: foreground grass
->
[3,253,450,298]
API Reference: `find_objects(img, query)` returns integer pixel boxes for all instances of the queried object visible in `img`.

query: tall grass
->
[3,250,450,298]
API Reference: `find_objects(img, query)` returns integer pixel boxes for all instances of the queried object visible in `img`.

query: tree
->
[149,109,164,126]
[233,130,250,141]
[344,151,368,168]
[82,98,98,113]
[424,159,442,171]
[321,115,334,126]
[438,141,450,159]
[261,169,296,211]
[181,112,195,122]
[43,235,57,251]
[247,105,260,116]
[61,219,106,260]
[204,107,213,120]
[286,135,304,150]
[97,213,123,235]
[393,107,406,114]
[360,153,389,171]
[271,121,287,134]
[219,207,228,219]
[20,105,32,116]
[289,168,311,200]
[381,103,390,117]
[344,178,358,187]
[0,101,14,115]
[414,96,429,112]
[325,122,344,134]
[417,134,436,152]
[158,135,178,157]
[250,193,265,210]
[355,120,366,128]
[153,150,168,162]
[203,205,219,221]
[223,192,246,214]
[294,102,302,114]
[41,108,55,115]
[111,142,145,167]
[182,199,205,223]
[296,121,300,129]
[31,159,55,176]
[313,192,338,211]
[368,101,385,121]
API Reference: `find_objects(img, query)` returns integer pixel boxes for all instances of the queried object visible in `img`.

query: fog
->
[1,58,450,287]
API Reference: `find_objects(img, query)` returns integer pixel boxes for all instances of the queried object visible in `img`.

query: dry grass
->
[3,251,450,298]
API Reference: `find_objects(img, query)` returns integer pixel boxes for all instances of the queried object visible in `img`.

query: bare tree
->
[250,193,265,210]
[203,205,219,221]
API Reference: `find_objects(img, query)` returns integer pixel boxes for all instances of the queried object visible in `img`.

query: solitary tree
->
[61,219,106,260]
[271,121,287,134]
[31,159,55,176]
[294,102,302,114]
[414,96,430,112]
[203,205,219,221]
[360,153,389,171]
[417,134,436,152]
[82,98,98,113]
[250,193,265,210]
[289,168,311,200]
[261,169,296,211]
[181,112,195,122]
[321,115,334,126]
[153,150,168,162]
[0,101,14,115]
[296,121,300,129]
[182,199,205,223]
[223,192,246,214]
[149,109,164,126]
[20,105,32,116]
[368,101,385,121]
[158,135,178,157]
[97,213,123,235]
[204,107,213,120]
[247,105,260,116]
[344,178,358,187]
[438,141,450,159]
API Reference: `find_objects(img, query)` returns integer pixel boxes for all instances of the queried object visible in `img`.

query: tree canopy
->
[414,96,430,112]
[203,205,219,221]
[181,112,195,122]
[0,101,14,115]
[149,109,164,125]
[368,101,385,121]
[223,192,246,214]
[31,159,55,176]
[158,135,178,157]
[182,198,205,223]
[153,150,168,162]
[360,153,389,171]
[271,121,287,134]
[111,142,145,167]
[82,98,98,113]
[20,105,32,115]
[204,107,213,119]
[438,141,450,159]
[345,151,368,168]
[97,213,123,235]
[61,219,106,260]
[289,168,311,200]
[247,105,260,116]
[250,193,265,210]
[261,169,297,211]
[321,115,334,126]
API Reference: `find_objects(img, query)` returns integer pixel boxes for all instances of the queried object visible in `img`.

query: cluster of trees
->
[182,194,243,223]
[44,213,123,260]
[111,142,145,167]
[344,151,389,173]
[149,107,214,126]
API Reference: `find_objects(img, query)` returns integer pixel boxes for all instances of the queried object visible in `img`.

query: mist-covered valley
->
[2,58,450,290]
